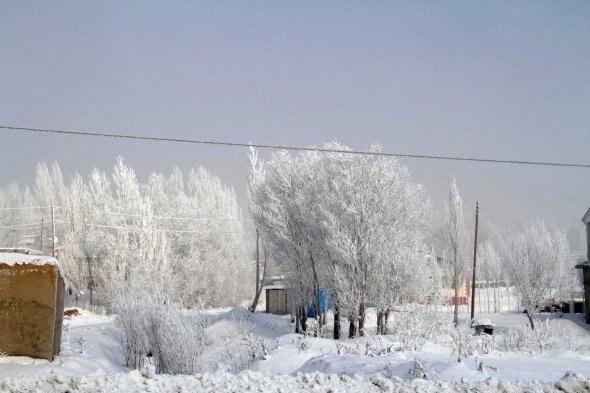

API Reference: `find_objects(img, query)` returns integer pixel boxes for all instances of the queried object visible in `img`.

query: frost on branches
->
[0,159,252,309]
[505,221,570,330]
[248,142,432,338]
[444,178,470,326]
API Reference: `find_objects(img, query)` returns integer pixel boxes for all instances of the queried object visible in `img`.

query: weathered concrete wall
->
[0,263,64,360]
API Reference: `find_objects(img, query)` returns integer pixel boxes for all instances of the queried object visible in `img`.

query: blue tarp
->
[307,288,333,317]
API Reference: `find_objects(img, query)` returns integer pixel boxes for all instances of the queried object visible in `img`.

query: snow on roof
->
[262,284,287,290]
[0,252,63,277]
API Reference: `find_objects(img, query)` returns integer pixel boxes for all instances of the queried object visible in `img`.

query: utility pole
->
[248,228,262,313]
[51,204,56,257]
[40,217,44,253]
[256,229,260,294]
[470,202,479,322]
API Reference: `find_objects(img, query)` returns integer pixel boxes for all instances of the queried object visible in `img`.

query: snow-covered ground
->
[1,306,590,392]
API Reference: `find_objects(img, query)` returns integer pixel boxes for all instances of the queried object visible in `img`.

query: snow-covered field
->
[1,307,590,392]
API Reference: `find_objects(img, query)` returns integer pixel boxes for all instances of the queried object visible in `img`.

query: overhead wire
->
[0,205,62,210]
[85,223,253,234]
[2,125,589,169]
[0,220,64,229]
[105,210,253,222]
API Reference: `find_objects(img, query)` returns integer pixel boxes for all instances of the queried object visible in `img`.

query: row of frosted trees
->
[435,181,583,329]
[249,143,581,334]
[0,159,252,309]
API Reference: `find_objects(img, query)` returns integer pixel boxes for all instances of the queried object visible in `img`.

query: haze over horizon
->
[1,2,589,249]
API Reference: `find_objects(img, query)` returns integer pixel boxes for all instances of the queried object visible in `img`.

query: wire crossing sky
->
[2,125,589,169]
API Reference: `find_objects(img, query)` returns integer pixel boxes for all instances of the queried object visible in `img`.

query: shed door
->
[277,290,287,314]
[269,290,279,314]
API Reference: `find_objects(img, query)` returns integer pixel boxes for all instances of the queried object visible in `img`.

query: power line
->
[2,125,589,169]
[85,223,252,234]
[0,220,64,229]
[6,214,65,220]
[105,210,253,222]
[0,205,62,210]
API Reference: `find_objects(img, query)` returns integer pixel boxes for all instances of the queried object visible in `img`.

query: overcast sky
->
[1,2,589,247]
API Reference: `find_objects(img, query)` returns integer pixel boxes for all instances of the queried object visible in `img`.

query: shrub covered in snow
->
[389,306,444,352]
[114,286,208,375]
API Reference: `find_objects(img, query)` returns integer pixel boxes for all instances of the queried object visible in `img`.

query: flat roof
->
[0,253,63,277]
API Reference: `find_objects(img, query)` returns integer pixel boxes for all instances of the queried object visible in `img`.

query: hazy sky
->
[1,2,589,245]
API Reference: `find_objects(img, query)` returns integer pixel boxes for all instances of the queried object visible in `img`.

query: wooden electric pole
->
[249,228,262,313]
[51,204,56,257]
[255,228,260,294]
[470,202,479,322]
[40,217,44,253]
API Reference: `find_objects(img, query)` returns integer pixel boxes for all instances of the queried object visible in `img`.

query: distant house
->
[575,207,590,324]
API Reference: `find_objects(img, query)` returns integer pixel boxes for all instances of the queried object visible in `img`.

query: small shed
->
[0,249,65,360]
[265,285,289,315]
[575,207,590,324]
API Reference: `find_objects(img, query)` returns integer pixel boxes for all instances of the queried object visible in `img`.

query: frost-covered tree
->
[478,240,502,313]
[505,221,570,329]
[444,178,470,326]
[34,162,67,254]
[248,142,431,338]
[249,149,326,333]
[0,183,36,247]
[319,144,430,337]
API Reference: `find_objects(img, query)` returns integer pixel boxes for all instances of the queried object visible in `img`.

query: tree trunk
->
[348,314,356,339]
[301,306,308,333]
[453,291,459,325]
[333,303,340,340]
[295,307,302,334]
[295,306,308,334]
[377,309,390,335]
[486,281,490,314]
[359,303,366,336]
[526,310,535,330]
[493,285,498,313]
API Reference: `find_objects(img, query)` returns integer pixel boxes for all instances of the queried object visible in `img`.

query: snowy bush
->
[295,334,311,353]
[380,361,397,379]
[448,322,476,362]
[495,319,557,354]
[60,323,73,356]
[335,340,360,355]
[472,332,497,355]
[114,287,208,375]
[390,307,443,352]
[364,333,396,356]
[240,333,272,360]
[75,335,87,354]
[532,318,556,353]
[216,315,277,373]
[409,358,429,379]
